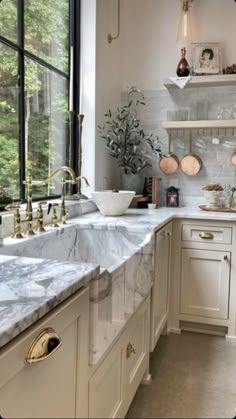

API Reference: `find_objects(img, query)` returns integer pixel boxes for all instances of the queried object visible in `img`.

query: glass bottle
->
[176,47,190,77]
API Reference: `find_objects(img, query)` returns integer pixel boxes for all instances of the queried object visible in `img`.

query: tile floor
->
[126,332,236,419]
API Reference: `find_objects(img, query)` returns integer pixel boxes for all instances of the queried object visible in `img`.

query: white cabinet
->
[170,219,236,336]
[0,287,89,419]
[150,223,172,351]
[89,295,150,419]
[180,248,230,320]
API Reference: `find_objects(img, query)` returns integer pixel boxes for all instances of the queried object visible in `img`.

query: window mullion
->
[18,0,25,200]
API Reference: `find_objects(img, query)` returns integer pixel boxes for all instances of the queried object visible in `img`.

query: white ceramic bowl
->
[91,190,135,216]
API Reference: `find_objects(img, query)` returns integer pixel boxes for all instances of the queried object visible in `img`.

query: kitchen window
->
[0,0,80,200]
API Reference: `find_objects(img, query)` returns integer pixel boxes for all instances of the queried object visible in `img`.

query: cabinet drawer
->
[182,224,232,245]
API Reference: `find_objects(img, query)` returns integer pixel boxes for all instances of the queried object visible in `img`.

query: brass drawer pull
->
[126,342,136,359]
[25,328,62,364]
[199,232,214,240]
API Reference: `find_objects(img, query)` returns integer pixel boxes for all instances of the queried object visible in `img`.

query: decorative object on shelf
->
[144,176,159,206]
[202,184,224,208]
[159,132,179,175]
[176,0,193,46]
[199,205,236,213]
[107,0,120,43]
[166,186,179,207]
[223,184,232,209]
[180,135,202,176]
[191,43,223,76]
[176,48,190,77]
[98,86,163,194]
[223,64,236,74]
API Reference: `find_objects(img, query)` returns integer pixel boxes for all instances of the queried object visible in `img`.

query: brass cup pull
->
[199,232,214,240]
[126,342,136,359]
[25,328,62,364]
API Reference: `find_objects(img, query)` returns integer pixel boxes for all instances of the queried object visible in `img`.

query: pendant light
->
[176,0,193,46]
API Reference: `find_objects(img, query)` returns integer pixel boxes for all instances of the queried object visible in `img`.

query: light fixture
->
[176,0,193,45]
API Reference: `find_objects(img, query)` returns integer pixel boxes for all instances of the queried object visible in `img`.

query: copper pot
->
[159,133,179,175]
[180,137,202,176]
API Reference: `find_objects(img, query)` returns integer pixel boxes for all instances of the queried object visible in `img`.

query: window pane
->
[24,0,69,73]
[0,43,19,199]
[25,58,69,198]
[0,0,18,44]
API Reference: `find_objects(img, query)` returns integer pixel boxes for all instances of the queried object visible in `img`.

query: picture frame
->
[191,43,223,76]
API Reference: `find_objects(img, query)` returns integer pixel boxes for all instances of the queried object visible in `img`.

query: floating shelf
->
[162,120,236,130]
[163,74,236,89]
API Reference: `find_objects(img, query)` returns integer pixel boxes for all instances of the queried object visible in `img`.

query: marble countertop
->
[67,206,236,232]
[0,205,235,351]
[0,255,99,349]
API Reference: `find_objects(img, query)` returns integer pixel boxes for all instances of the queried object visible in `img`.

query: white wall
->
[121,0,236,90]
[81,0,121,193]
[95,0,122,190]
[81,0,236,192]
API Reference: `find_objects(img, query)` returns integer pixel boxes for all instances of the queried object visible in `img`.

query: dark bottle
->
[176,47,190,77]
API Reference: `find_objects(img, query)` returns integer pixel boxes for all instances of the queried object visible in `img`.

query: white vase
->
[120,174,145,195]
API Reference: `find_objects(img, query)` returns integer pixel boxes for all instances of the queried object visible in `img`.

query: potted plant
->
[98,86,162,194]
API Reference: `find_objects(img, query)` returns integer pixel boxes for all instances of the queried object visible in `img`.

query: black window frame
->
[0,0,80,201]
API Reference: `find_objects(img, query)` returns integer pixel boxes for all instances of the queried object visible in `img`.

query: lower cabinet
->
[0,287,89,419]
[180,248,230,320]
[150,223,172,351]
[89,295,150,419]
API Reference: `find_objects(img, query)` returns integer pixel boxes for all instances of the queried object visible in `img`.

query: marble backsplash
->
[125,85,236,207]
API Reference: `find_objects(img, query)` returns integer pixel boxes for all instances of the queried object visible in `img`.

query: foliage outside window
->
[0,0,76,200]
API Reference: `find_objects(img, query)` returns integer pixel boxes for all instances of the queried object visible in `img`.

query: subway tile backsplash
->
[126,86,236,207]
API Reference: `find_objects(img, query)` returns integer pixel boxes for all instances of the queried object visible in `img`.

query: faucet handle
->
[12,206,24,239]
[48,203,59,228]
[36,202,47,233]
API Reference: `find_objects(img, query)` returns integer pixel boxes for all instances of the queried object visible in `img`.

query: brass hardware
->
[60,179,67,224]
[126,342,136,359]
[108,0,120,44]
[11,205,23,239]
[22,167,90,233]
[35,202,47,233]
[25,328,62,364]
[48,203,59,228]
[224,255,228,261]
[199,232,214,240]
[23,174,35,236]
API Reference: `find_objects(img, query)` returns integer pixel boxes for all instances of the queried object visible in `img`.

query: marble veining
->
[0,255,99,349]
[0,206,236,364]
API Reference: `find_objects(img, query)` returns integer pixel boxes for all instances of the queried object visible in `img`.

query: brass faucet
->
[23,166,90,228]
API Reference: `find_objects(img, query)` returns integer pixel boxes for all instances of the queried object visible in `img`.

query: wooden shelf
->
[162,120,236,130]
[163,74,236,89]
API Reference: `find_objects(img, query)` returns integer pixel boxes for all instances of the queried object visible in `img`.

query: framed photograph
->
[191,43,223,76]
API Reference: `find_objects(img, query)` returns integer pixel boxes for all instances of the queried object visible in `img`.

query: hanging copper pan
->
[159,132,179,175]
[180,135,202,176]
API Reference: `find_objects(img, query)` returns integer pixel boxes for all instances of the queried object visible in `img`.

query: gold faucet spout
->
[73,176,90,187]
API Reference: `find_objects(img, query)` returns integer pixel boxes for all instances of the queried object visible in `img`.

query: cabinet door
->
[0,288,89,419]
[151,224,172,351]
[89,333,125,419]
[180,249,230,320]
[123,295,150,416]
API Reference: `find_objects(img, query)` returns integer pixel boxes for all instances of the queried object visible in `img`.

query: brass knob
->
[199,232,214,240]
[224,255,228,261]
[25,328,62,364]
[126,342,136,359]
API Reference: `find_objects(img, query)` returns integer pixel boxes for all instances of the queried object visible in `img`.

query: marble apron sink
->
[0,224,154,365]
